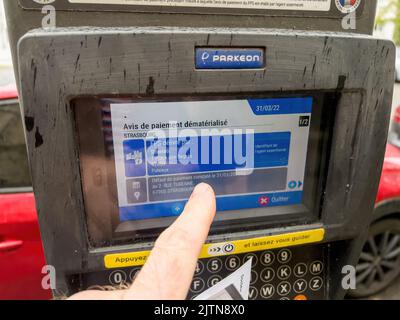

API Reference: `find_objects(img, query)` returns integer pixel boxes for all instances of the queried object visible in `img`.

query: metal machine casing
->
[13,26,395,298]
[5,0,377,86]
[3,0,394,301]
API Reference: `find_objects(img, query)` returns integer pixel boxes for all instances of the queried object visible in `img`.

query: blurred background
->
[375,0,400,126]
[0,2,13,86]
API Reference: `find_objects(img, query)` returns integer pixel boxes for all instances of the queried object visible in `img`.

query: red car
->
[349,109,400,298]
[0,85,400,299]
[0,84,51,300]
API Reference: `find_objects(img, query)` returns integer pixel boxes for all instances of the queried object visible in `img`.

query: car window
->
[0,99,31,190]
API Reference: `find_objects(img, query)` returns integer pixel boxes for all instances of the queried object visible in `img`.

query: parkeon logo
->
[196,48,265,69]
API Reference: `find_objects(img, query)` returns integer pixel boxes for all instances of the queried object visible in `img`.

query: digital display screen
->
[110,98,312,221]
[74,93,332,245]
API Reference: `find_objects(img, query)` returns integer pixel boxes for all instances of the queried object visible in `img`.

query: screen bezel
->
[73,91,335,247]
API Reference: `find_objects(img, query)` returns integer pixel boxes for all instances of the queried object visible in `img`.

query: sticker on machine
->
[68,0,331,11]
[335,0,362,14]
[104,229,325,269]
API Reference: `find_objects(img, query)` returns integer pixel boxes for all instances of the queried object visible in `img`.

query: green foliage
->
[376,0,400,45]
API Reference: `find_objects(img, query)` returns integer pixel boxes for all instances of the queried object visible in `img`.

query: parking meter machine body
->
[4,0,395,299]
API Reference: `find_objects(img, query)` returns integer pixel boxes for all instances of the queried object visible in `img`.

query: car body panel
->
[0,193,51,299]
[0,86,51,300]
[376,143,400,204]
[0,84,17,100]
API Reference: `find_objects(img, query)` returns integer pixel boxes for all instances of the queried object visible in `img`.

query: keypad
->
[187,244,327,300]
[71,244,327,300]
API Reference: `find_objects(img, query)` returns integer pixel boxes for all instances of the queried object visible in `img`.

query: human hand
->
[69,183,216,300]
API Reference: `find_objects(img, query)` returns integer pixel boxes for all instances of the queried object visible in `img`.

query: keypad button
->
[195,261,204,276]
[207,275,222,287]
[277,265,292,280]
[294,263,308,278]
[191,278,205,293]
[207,258,223,273]
[129,268,140,281]
[243,253,258,267]
[277,281,291,296]
[225,255,241,271]
[248,286,258,300]
[260,284,275,299]
[309,261,324,275]
[260,251,275,266]
[250,270,258,285]
[294,294,308,300]
[293,278,308,294]
[109,270,127,285]
[309,276,323,291]
[280,297,290,300]
[277,249,292,264]
[260,267,275,283]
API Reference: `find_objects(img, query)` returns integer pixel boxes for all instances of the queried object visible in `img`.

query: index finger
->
[123,183,216,300]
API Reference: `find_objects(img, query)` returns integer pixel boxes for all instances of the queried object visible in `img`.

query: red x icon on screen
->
[258,196,270,206]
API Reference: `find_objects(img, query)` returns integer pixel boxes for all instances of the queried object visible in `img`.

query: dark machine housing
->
[4,0,395,299]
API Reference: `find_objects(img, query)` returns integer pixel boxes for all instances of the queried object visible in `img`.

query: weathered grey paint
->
[4,0,377,87]
[15,27,395,297]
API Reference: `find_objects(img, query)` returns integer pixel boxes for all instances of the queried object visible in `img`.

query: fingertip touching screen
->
[73,93,334,246]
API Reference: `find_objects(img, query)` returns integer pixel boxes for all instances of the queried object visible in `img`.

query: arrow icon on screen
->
[298,181,303,188]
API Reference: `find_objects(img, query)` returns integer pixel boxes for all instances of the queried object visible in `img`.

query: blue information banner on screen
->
[111,97,312,221]
[123,132,291,177]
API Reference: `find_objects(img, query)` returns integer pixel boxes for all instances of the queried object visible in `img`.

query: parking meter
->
[4,0,395,299]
